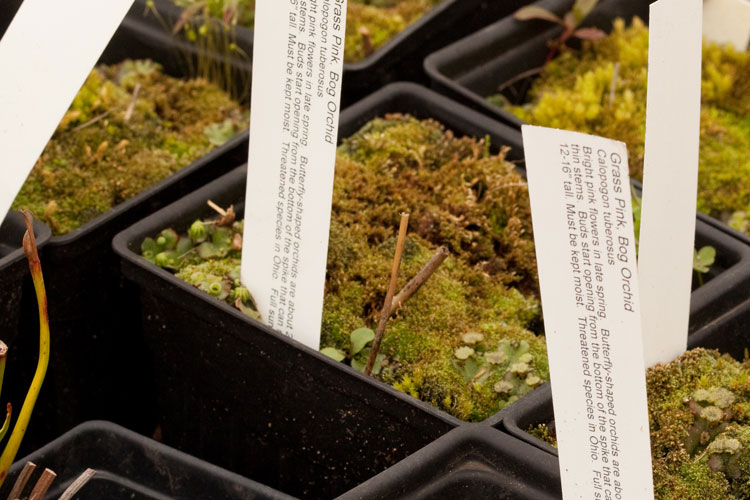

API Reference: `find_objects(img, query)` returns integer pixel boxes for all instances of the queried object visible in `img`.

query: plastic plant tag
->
[243,0,347,349]
[522,125,654,499]
[703,0,750,50]
[639,0,703,368]
[0,0,134,225]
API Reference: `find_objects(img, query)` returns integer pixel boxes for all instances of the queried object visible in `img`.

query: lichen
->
[494,18,750,235]
[12,60,247,235]
[172,0,443,63]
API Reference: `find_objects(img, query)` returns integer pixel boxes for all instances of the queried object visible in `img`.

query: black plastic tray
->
[114,82,748,495]
[130,0,535,106]
[12,9,252,454]
[337,425,561,500]
[0,420,294,500]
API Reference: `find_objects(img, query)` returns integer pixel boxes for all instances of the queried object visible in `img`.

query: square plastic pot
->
[113,82,746,496]
[0,420,293,499]
[499,296,750,481]
[11,10,252,454]
[129,0,536,106]
[424,0,750,318]
[337,425,561,499]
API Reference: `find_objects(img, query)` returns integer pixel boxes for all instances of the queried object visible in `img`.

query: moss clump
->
[648,349,750,499]
[322,114,547,421]
[142,115,548,421]
[494,18,750,235]
[526,348,750,498]
[172,0,443,63]
[12,60,247,235]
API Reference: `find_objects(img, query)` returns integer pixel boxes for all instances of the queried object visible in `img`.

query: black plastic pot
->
[14,10,252,454]
[114,82,747,496]
[0,0,22,38]
[337,425,561,499]
[424,0,650,127]
[130,0,535,106]
[424,0,750,331]
[500,297,750,470]
[0,421,294,499]
[112,83,537,498]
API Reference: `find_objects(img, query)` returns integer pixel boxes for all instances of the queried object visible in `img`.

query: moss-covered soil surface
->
[493,18,750,235]
[172,0,443,63]
[144,114,549,421]
[13,60,247,235]
[531,348,750,499]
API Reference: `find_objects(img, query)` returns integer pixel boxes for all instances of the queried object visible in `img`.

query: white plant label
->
[703,0,750,50]
[639,0,703,367]
[0,0,134,224]
[522,126,654,500]
[243,0,347,349]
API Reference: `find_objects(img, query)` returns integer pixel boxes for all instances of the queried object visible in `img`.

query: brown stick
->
[390,246,450,315]
[27,468,56,500]
[359,26,373,57]
[123,83,142,122]
[365,213,409,375]
[6,461,36,500]
[58,468,96,500]
[70,110,111,132]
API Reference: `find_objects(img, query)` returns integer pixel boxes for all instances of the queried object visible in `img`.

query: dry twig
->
[390,246,450,315]
[365,214,409,375]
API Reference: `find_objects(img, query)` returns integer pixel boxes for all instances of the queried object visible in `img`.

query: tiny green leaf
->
[514,6,564,25]
[321,347,347,362]
[455,346,475,360]
[350,327,375,355]
[204,119,237,147]
[461,332,484,345]
[572,0,599,24]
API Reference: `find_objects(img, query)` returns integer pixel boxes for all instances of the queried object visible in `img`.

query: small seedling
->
[0,212,50,487]
[514,0,606,63]
[321,327,386,375]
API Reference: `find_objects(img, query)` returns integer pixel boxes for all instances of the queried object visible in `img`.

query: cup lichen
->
[12,59,247,235]
[493,18,750,235]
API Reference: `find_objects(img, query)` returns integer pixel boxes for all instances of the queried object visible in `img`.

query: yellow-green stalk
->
[0,211,50,486]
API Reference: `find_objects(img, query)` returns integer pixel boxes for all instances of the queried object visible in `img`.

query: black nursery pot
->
[424,0,750,332]
[130,0,535,106]
[424,0,650,128]
[112,83,534,499]
[16,9,252,453]
[500,297,750,466]
[114,82,750,497]
[337,425,561,500]
[0,421,293,500]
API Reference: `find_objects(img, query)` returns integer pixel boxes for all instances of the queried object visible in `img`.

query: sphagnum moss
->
[12,59,247,235]
[493,18,750,235]
[144,115,549,422]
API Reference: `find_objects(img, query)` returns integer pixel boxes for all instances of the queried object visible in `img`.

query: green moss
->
[12,60,247,235]
[494,18,750,234]
[143,115,548,422]
[322,114,546,421]
[172,0,443,63]
[529,348,750,498]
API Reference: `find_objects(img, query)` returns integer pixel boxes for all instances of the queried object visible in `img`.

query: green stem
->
[0,212,50,487]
